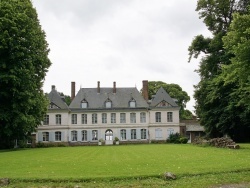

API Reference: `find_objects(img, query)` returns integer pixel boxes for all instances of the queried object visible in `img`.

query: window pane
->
[82,130,87,141]
[72,114,77,124]
[102,113,107,123]
[111,113,116,123]
[167,112,173,122]
[131,129,136,139]
[92,114,97,124]
[130,113,136,123]
[43,115,49,125]
[155,112,161,122]
[82,114,87,124]
[140,112,146,123]
[71,131,77,141]
[55,131,61,141]
[120,129,126,140]
[120,113,126,123]
[106,101,111,108]
[92,130,98,140]
[141,129,146,139]
[56,114,61,125]
[43,132,49,141]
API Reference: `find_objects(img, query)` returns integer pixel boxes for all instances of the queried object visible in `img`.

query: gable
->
[150,87,178,107]
[156,100,172,107]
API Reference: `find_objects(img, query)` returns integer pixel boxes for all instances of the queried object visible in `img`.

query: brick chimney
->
[142,80,149,101]
[71,82,75,101]
[113,81,116,94]
[97,81,100,93]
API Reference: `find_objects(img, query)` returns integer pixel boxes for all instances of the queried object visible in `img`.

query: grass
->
[0,144,250,187]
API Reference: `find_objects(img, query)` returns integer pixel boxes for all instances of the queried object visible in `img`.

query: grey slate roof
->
[48,88,69,110]
[69,87,148,109]
[150,87,178,107]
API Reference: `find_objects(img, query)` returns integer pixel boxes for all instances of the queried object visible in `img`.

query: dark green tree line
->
[0,0,51,148]
[189,0,250,142]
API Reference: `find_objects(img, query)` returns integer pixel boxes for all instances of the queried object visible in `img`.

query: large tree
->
[0,0,51,148]
[145,81,192,120]
[189,0,250,141]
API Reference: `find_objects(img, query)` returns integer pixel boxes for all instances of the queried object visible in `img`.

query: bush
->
[166,133,188,144]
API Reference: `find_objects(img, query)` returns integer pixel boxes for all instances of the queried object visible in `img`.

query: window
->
[92,130,98,140]
[82,114,87,124]
[141,129,147,139]
[105,101,112,108]
[111,113,116,123]
[130,113,136,123]
[120,129,126,140]
[131,129,137,139]
[140,112,146,123]
[71,131,77,141]
[82,130,87,141]
[81,102,88,108]
[42,132,49,141]
[167,128,174,138]
[102,113,107,124]
[55,131,61,141]
[155,128,162,139]
[56,114,61,125]
[129,100,136,108]
[72,114,77,124]
[155,112,161,122]
[43,115,49,125]
[92,114,97,124]
[167,112,173,122]
[120,113,126,123]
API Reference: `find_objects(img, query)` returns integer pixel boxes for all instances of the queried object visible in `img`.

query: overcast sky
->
[32,0,210,112]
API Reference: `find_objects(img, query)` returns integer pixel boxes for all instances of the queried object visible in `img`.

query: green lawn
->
[1,144,250,187]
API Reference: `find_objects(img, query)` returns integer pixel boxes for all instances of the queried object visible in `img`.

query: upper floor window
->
[71,130,77,141]
[92,114,97,124]
[105,100,112,108]
[42,132,49,142]
[167,112,173,122]
[56,114,61,125]
[141,129,147,139]
[155,112,161,122]
[82,114,87,124]
[111,113,116,123]
[72,114,77,124]
[130,113,136,123]
[102,113,107,124]
[129,98,136,108]
[120,113,126,123]
[140,112,146,123]
[81,99,88,108]
[55,131,61,141]
[43,115,49,125]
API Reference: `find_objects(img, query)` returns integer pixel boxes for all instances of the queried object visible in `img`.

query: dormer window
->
[105,98,112,108]
[81,99,88,108]
[129,98,136,108]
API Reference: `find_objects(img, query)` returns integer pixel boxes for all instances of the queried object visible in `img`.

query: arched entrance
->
[105,129,113,145]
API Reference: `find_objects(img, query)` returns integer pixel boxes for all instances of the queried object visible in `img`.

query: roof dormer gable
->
[156,100,172,107]
[49,102,60,109]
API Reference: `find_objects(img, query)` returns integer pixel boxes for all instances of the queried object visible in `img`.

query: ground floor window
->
[82,130,87,141]
[71,130,77,141]
[167,128,174,138]
[92,130,98,140]
[141,129,146,139]
[131,129,136,139]
[42,132,49,141]
[120,129,126,140]
[55,131,61,141]
[155,128,162,139]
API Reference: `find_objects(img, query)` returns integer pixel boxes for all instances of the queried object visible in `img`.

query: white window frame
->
[120,129,126,140]
[111,113,116,123]
[141,129,147,139]
[102,113,107,124]
[167,112,173,122]
[55,131,61,141]
[155,112,161,123]
[81,114,87,124]
[120,113,126,123]
[72,114,77,124]
[82,130,87,141]
[130,113,136,123]
[42,132,49,142]
[43,115,49,125]
[131,129,137,140]
[140,112,146,123]
[56,114,61,125]
[92,130,98,140]
[71,130,77,141]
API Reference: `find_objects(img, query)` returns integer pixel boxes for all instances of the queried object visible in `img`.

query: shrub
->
[166,133,188,144]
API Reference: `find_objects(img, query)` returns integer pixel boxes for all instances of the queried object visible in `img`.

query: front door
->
[105,129,113,145]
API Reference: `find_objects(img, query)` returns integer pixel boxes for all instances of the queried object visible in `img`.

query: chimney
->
[71,82,75,101]
[52,85,56,90]
[97,81,100,93]
[142,80,149,101]
[113,81,116,94]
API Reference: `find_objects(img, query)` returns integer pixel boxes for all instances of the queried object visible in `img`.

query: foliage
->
[166,133,188,144]
[0,0,51,149]
[145,81,192,120]
[114,137,119,141]
[189,0,250,141]
[58,92,71,105]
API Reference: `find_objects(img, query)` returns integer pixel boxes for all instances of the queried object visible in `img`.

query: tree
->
[0,0,51,148]
[58,92,71,106]
[189,0,250,141]
[145,81,192,120]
